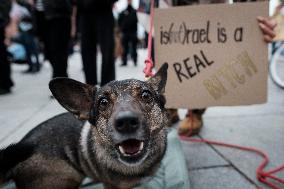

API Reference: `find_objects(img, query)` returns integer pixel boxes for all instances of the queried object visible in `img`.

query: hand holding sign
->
[257,16,277,43]
[154,2,269,109]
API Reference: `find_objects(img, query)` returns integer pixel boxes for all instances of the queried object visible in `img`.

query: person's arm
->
[257,16,277,43]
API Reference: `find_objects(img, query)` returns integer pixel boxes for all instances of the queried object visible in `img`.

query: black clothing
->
[34,10,49,60]
[0,0,13,90]
[118,5,138,34]
[118,5,138,66]
[46,17,71,78]
[41,0,74,20]
[0,0,11,27]
[0,27,14,90]
[77,0,116,14]
[121,33,137,66]
[79,0,117,86]
[34,0,73,78]
[80,13,115,86]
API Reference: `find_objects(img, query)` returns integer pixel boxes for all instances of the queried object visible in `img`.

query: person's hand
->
[257,16,277,43]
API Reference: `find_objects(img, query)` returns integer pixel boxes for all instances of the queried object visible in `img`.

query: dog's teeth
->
[139,142,144,151]
[119,145,126,155]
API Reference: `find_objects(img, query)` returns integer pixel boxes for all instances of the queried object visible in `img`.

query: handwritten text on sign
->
[154,2,268,109]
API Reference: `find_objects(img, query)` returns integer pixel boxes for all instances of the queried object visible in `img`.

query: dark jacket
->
[0,0,12,28]
[77,0,117,15]
[40,0,74,20]
[118,5,137,34]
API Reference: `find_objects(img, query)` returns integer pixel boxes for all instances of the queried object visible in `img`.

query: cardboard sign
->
[154,2,269,109]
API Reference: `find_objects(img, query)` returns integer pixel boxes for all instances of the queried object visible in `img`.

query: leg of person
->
[21,33,34,73]
[23,47,33,73]
[178,108,206,136]
[130,33,138,66]
[47,17,70,78]
[0,26,13,94]
[80,14,97,86]
[121,33,129,66]
[35,10,49,61]
[30,36,41,73]
[97,14,115,86]
[167,108,180,125]
[32,37,41,72]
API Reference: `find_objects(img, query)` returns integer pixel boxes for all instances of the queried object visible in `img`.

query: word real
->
[172,50,214,83]
[203,51,257,100]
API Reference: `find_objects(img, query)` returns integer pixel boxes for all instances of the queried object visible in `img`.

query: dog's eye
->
[99,97,109,108]
[141,90,152,100]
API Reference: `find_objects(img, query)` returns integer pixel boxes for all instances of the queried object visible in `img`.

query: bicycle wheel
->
[270,43,284,89]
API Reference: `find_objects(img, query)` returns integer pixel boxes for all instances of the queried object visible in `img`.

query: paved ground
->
[0,49,283,189]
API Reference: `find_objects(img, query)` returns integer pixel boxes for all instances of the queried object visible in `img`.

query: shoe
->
[22,64,41,74]
[167,108,180,125]
[0,88,11,95]
[178,111,203,136]
[22,68,34,74]
[120,63,127,67]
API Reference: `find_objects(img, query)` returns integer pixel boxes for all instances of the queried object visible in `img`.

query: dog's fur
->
[0,64,169,189]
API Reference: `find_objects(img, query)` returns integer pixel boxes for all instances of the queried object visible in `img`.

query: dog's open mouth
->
[117,139,144,157]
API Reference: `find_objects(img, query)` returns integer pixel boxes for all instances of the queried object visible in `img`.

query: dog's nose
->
[115,111,140,133]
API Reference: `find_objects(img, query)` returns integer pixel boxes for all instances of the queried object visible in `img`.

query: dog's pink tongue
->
[121,140,140,155]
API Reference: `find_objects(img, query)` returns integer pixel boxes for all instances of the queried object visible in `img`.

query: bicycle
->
[270,41,284,89]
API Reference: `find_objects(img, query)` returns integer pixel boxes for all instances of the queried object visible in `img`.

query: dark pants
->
[45,17,71,78]
[122,33,137,65]
[20,32,40,71]
[35,10,49,60]
[80,13,115,86]
[0,27,13,89]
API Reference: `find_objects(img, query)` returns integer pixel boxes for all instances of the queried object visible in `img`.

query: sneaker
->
[167,108,180,125]
[0,88,11,95]
[178,111,203,136]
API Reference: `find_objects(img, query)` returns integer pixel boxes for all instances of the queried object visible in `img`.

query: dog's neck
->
[79,122,99,180]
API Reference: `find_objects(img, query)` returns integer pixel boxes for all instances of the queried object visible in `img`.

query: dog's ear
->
[147,63,168,94]
[49,78,95,120]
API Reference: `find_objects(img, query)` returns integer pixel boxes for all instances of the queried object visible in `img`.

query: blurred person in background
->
[0,0,13,95]
[28,0,76,79]
[118,0,138,67]
[8,1,41,73]
[14,14,41,73]
[77,0,117,86]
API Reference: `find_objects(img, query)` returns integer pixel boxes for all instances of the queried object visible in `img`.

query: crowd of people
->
[0,0,140,95]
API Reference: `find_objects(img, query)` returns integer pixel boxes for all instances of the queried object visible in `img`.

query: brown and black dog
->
[0,63,169,189]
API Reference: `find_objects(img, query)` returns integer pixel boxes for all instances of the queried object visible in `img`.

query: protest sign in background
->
[154,2,269,109]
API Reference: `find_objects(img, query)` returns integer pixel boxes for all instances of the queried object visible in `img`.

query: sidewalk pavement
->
[0,49,283,189]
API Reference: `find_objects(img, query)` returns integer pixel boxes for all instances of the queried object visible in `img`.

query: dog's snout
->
[115,111,140,133]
